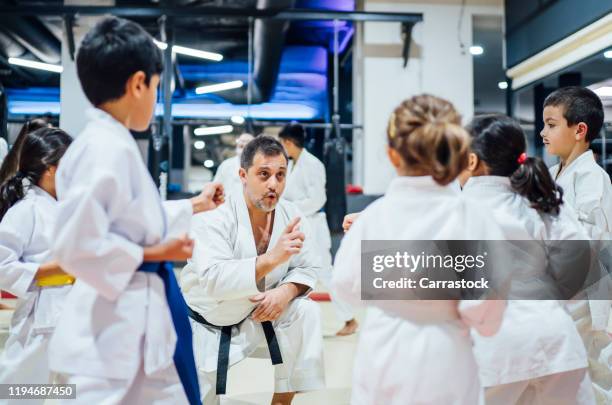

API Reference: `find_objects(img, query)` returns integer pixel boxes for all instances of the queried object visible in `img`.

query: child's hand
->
[144,234,194,262]
[343,213,360,233]
[191,182,225,213]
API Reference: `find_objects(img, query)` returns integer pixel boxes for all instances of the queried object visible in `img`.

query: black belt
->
[187,307,283,395]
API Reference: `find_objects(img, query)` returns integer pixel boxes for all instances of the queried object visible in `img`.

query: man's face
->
[240,152,287,212]
[541,105,577,157]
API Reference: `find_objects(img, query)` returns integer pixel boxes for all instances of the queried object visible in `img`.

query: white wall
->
[354,0,503,194]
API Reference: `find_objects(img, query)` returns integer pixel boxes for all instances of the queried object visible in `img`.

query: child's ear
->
[46,166,56,178]
[467,152,479,172]
[386,146,403,169]
[126,71,147,98]
[575,122,588,142]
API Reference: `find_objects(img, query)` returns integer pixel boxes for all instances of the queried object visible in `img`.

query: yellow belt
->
[36,274,76,287]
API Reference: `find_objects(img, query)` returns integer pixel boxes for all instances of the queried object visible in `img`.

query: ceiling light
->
[194,140,206,150]
[594,86,612,98]
[8,57,63,73]
[604,50,612,59]
[153,39,223,62]
[469,46,484,56]
[231,115,246,125]
[498,81,508,90]
[204,159,214,168]
[195,80,244,95]
[194,125,234,136]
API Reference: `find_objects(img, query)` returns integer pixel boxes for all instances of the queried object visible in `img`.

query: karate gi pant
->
[485,368,595,405]
[54,357,188,405]
[0,329,52,405]
[305,212,354,324]
[316,247,355,323]
[571,300,612,404]
[193,298,325,405]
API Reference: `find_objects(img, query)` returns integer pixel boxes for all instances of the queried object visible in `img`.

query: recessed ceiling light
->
[194,140,206,150]
[194,125,234,136]
[498,81,508,90]
[204,159,214,168]
[195,80,244,95]
[8,57,63,73]
[469,46,484,56]
[231,115,246,125]
[153,40,223,62]
[593,86,612,98]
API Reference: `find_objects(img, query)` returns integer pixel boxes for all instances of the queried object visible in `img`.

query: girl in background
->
[460,114,594,405]
[0,127,74,403]
[333,95,515,405]
[0,118,50,185]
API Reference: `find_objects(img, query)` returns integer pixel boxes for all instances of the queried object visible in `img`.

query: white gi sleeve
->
[280,216,320,293]
[0,203,38,297]
[52,144,143,302]
[162,199,193,240]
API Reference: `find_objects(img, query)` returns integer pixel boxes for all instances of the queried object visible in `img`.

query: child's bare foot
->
[336,319,358,336]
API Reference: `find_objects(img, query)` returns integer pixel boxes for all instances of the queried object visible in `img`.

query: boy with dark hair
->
[541,86,611,403]
[543,87,609,238]
[49,17,223,404]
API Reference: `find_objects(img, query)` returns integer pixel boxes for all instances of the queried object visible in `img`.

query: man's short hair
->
[76,17,163,106]
[278,122,305,148]
[543,86,604,143]
[240,135,288,170]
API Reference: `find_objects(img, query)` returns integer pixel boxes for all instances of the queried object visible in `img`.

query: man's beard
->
[254,192,278,212]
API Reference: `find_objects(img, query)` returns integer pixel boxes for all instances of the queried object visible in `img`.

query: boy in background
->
[541,86,611,403]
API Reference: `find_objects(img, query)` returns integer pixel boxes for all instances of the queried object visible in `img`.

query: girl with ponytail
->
[0,118,50,186]
[333,94,512,405]
[0,127,75,392]
[460,114,594,404]
[460,114,563,215]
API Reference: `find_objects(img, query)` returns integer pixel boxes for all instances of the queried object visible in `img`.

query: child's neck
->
[559,143,589,171]
[37,181,56,199]
[98,100,133,129]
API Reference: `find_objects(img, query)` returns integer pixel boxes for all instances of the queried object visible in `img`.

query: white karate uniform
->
[333,176,516,405]
[283,149,354,322]
[550,150,612,403]
[0,138,8,164]
[0,186,71,405]
[213,156,242,196]
[180,193,325,405]
[462,176,594,405]
[48,108,194,405]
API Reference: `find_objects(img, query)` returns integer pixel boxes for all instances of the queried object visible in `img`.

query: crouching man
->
[180,135,325,405]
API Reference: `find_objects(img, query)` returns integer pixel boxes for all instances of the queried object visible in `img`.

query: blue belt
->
[187,307,283,396]
[138,262,201,405]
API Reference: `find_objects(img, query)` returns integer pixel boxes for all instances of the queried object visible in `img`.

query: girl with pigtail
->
[460,114,594,405]
[0,127,75,396]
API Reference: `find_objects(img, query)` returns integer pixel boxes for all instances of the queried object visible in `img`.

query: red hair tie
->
[517,152,527,164]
